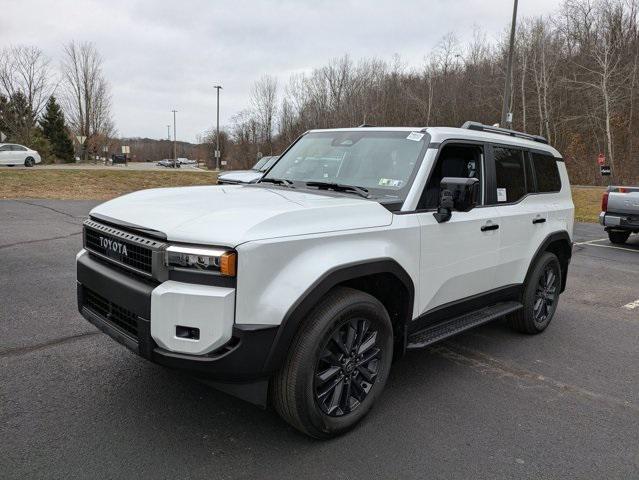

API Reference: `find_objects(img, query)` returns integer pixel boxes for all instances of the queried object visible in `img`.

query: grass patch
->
[0,169,604,223]
[0,169,218,201]
[572,187,604,223]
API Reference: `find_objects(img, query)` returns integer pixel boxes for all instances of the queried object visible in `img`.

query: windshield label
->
[379,178,404,187]
[406,132,425,141]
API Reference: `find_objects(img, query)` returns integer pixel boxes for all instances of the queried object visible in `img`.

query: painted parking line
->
[574,238,639,253]
[623,299,639,310]
[574,238,608,245]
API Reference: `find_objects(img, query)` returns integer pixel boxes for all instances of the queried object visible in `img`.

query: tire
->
[508,252,561,334]
[271,287,393,438]
[24,157,35,167]
[608,230,630,244]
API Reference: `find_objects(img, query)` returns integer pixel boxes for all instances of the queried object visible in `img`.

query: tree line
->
[224,0,639,185]
[0,42,113,162]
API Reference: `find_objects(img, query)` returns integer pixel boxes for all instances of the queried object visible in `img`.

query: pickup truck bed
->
[600,186,639,243]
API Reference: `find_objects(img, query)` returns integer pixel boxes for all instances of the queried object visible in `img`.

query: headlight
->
[166,245,237,277]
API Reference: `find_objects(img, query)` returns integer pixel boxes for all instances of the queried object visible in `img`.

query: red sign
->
[597,153,605,166]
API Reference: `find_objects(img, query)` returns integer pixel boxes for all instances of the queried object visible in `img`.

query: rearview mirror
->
[433,177,480,223]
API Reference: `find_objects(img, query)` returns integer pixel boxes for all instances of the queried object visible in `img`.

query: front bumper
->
[76,251,278,385]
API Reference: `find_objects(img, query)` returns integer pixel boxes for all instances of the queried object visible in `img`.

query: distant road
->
[2,162,208,172]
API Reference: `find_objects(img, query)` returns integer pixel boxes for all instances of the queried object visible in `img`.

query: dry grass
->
[0,169,604,223]
[0,169,218,201]
[572,186,605,223]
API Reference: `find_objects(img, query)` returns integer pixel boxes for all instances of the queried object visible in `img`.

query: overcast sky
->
[2,0,560,143]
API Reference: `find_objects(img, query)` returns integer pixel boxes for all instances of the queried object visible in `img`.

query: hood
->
[90,185,393,246]
[218,170,263,183]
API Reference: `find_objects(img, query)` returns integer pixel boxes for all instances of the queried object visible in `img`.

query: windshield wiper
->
[305,181,370,198]
[260,178,294,187]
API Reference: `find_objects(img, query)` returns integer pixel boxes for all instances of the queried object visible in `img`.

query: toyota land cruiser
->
[76,122,574,438]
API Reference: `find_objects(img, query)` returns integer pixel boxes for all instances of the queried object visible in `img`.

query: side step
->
[406,301,522,350]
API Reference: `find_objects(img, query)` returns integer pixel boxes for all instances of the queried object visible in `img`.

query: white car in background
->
[217,155,279,184]
[0,143,41,167]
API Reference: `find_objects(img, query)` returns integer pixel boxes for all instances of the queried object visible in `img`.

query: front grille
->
[83,287,138,339]
[83,219,166,277]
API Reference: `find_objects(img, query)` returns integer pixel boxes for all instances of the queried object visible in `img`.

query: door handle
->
[481,223,499,231]
[532,217,546,224]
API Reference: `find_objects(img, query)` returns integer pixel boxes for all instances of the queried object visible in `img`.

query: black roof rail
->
[461,121,548,144]
[358,123,376,128]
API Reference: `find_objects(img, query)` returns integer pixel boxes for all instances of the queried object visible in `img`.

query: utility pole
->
[166,125,170,141]
[214,85,222,170]
[172,110,177,160]
[500,0,518,129]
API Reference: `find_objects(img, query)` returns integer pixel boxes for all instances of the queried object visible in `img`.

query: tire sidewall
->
[523,252,561,332]
[297,294,393,437]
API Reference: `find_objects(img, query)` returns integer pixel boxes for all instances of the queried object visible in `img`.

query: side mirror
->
[433,177,480,223]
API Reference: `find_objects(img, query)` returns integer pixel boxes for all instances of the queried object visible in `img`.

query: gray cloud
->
[1,0,559,142]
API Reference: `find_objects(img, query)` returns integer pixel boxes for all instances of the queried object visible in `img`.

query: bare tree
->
[0,45,54,143]
[250,74,278,153]
[60,41,113,159]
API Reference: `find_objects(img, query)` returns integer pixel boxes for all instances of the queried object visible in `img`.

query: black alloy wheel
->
[533,263,559,326]
[314,317,382,417]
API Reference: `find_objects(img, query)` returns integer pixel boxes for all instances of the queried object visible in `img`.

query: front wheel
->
[608,230,630,244]
[271,287,393,438]
[508,252,561,334]
[24,157,35,167]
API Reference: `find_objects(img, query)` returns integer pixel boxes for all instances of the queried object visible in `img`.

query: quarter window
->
[531,152,561,192]
[494,147,528,203]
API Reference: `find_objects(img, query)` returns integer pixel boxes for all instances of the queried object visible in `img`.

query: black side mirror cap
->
[433,177,480,223]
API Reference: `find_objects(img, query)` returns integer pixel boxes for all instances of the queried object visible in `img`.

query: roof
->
[306,126,562,158]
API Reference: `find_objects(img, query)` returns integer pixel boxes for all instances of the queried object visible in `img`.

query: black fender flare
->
[524,230,572,293]
[262,259,415,373]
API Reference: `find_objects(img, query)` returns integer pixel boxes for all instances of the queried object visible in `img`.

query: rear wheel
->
[608,230,630,244]
[271,287,393,438]
[508,252,561,334]
[24,157,35,167]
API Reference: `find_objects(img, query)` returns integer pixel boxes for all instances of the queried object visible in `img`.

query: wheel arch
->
[525,231,572,293]
[263,259,415,373]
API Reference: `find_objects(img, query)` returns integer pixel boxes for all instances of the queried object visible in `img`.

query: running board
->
[406,301,522,350]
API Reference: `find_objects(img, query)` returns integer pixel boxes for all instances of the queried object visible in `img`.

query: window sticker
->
[497,188,507,202]
[379,178,404,187]
[406,132,424,142]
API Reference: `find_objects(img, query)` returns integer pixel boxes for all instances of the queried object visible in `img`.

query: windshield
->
[263,131,428,200]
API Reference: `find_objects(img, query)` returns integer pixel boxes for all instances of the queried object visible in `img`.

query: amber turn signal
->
[220,252,237,277]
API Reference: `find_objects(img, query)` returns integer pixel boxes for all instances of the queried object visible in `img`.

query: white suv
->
[76,122,574,438]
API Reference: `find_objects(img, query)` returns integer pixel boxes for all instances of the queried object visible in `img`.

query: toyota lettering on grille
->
[99,236,128,257]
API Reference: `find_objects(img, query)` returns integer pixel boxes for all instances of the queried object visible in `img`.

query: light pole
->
[166,125,170,141]
[172,110,177,160]
[214,85,222,170]
[500,0,518,129]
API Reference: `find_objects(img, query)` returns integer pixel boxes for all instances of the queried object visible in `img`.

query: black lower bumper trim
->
[77,252,280,384]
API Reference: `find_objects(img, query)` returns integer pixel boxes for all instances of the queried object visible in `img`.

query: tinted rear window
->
[494,147,528,203]
[531,153,561,192]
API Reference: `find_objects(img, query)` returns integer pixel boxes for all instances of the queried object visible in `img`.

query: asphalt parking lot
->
[1,199,638,480]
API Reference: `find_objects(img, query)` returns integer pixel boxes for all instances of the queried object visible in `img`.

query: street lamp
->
[172,110,177,160]
[500,0,518,129]
[214,85,222,170]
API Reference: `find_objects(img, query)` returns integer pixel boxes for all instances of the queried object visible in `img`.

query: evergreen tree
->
[40,96,74,162]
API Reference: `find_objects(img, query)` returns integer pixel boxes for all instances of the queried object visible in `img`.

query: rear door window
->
[493,147,528,203]
[531,152,561,192]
